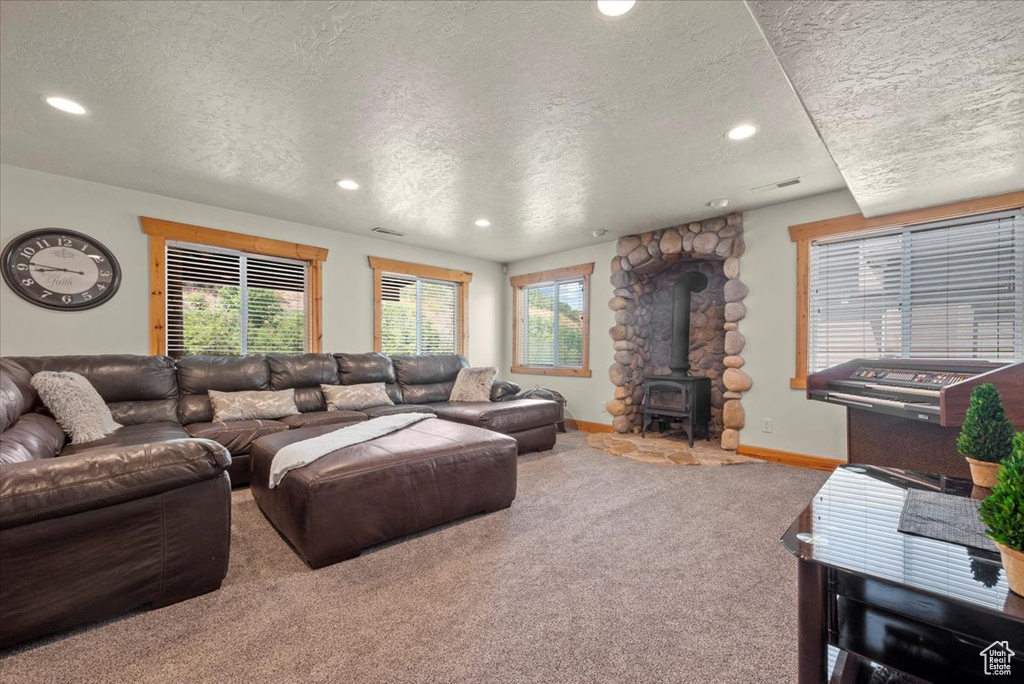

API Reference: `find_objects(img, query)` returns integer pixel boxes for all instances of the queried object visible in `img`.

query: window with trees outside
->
[164,242,309,356]
[142,217,327,357]
[511,263,593,377]
[369,257,471,356]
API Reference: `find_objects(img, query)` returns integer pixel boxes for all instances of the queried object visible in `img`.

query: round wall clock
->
[1,229,122,311]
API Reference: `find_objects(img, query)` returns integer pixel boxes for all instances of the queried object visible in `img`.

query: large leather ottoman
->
[249,418,518,568]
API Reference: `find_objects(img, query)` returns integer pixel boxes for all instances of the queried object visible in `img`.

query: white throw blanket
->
[268,413,436,488]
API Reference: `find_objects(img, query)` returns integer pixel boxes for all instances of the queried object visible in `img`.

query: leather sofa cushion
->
[335,352,396,384]
[185,419,289,455]
[427,399,561,434]
[268,354,338,389]
[0,359,35,433]
[278,411,367,429]
[10,355,179,425]
[177,355,270,424]
[107,399,181,426]
[268,354,336,412]
[401,380,455,405]
[0,414,65,464]
[392,354,467,385]
[392,354,468,404]
[177,355,270,394]
[294,387,327,413]
[0,438,230,530]
[360,404,435,419]
[490,380,521,402]
[61,422,190,458]
[10,355,178,403]
[335,353,402,404]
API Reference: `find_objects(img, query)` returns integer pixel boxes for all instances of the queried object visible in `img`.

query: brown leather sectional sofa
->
[0,351,560,646]
[0,358,232,647]
[5,352,558,485]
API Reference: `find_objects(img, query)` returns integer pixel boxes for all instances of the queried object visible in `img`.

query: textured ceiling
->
[0,0,844,261]
[748,0,1024,218]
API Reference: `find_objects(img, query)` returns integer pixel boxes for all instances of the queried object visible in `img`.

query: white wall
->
[504,240,619,425]
[739,190,862,460]
[0,165,505,365]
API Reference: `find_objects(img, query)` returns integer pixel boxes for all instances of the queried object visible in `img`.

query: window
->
[789,196,1024,385]
[142,217,327,356]
[380,272,458,355]
[511,263,593,377]
[369,257,471,355]
[164,242,308,356]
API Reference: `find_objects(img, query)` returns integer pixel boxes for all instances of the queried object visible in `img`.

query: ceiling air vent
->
[371,227,405,237]
[751,177,802,194]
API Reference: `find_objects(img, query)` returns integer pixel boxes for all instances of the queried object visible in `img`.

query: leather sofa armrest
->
[490,380,521,402]
[0,438,231,530]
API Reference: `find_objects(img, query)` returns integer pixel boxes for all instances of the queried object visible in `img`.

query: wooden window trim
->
[788,191,1024,389]
[510,262,593,378]
[141,217,328,356]
[368,256,472,355]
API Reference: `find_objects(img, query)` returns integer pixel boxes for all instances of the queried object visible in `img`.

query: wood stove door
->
[646,381,690,412]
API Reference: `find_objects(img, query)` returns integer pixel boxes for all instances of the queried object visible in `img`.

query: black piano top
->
[782,464,1024,623]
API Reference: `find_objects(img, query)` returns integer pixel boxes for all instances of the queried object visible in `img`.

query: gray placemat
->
[897,489,997,552]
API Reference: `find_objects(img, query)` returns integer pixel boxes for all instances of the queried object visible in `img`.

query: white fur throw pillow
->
[30,371,121,445]
[321,383,394,411]
[449,367,497,402]
[208,389,300,422]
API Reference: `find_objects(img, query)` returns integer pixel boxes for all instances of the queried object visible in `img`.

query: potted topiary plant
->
[957,383,1015,488]
[980,432,1024,596]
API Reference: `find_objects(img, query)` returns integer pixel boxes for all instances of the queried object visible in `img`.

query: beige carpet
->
[0,432,827,684]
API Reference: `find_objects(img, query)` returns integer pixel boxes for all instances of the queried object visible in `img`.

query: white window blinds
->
[165,241,307,357]
[517,277,586,368]
[809,210,1024,372]
[380,273,458,355]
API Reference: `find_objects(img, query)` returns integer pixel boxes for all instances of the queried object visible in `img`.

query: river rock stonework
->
[607,213,748,450]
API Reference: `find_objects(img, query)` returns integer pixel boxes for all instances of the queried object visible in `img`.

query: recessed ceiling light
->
[707,198,730,209]
[592,229,608,237]
[336,179,359,190]
[42,96,89,115]
[597,0,636,17]
[474,219,491,227]
[726,124,758,141]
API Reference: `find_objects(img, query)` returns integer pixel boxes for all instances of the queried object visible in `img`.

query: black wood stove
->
[641,271,712,446]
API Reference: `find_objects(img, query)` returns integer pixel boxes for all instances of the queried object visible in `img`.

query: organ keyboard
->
[806,358,1024,477]
[808,358,1022,426]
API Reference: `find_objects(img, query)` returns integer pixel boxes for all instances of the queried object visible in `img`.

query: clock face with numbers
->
[2,229,121,311]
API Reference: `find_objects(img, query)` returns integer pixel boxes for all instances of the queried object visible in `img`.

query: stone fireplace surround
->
[606,213,750,450]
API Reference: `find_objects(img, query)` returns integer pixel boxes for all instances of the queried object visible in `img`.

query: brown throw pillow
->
[450,367,497,402]
[321,383,394,411]
[208,389,299,422]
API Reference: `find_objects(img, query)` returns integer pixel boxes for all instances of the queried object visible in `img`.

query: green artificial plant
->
[980,432,1024,552]
[956,383,1015,463]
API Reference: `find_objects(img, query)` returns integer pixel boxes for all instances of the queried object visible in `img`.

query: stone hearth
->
[585,432,758,466]
[606,214,750,450]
